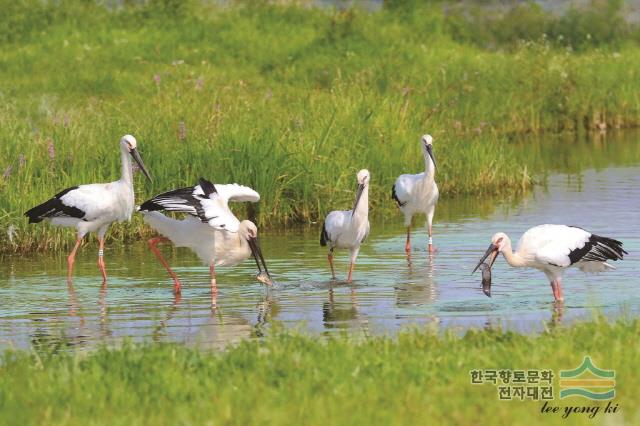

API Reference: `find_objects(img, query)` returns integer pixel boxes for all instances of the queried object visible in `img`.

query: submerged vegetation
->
[0,318,638,424]
[1,0,640,252]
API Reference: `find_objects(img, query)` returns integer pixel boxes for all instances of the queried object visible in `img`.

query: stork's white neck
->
[120,146,133,185]
[501,238,527,267]
[353,184,369,218]
[423,154,435,180]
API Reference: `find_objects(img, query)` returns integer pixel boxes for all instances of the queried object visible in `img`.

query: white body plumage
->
[138,179,272,294]
[474,224,627,301]
[321,169,370,281]
[392,134,438,252]
[24,135,151,282]
[141,212,254,267]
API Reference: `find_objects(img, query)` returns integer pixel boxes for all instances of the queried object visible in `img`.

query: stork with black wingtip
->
[392,134,439,254]
[320,169,370,283]
[138,178,272,296]
[25,135,151,283]
[473,224,627,302]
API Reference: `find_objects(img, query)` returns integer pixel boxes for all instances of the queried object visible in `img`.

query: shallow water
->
[1,133,639,350]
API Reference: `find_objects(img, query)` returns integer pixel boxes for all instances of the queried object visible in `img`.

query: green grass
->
[0,318,638,425]
[1,1,640,253]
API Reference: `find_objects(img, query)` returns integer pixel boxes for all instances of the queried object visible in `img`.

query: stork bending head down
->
[138,177,272,297]
[473,225,627,302]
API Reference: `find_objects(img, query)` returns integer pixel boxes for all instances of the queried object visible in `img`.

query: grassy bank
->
[1,1,640,253]
[0,318,638,425]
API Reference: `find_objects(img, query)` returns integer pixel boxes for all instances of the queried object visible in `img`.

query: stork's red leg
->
[428,224,434,254]
[550,281,557,300]
[556,278,564,302]
[97,237,107,283]
[328,249,336,279]
[550,280,564,302]
[346,263,355,283]
[67,238,83,282]
[210,264,217,294]
[148,237,182,294]
[405,226,411,253]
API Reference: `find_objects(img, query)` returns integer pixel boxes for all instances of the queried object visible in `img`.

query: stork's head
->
[351,169,370,214]
[120,134,138,151]
[491,232,510,252]
[239,220,258,240]
[420,134,437,169]
[357,169,370,185]
[472,232,511,274]
[239,220,272,286]
[120,134,151,182]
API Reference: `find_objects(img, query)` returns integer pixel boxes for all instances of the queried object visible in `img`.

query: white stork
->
[473,224,627,302]
[25,135,151,283]
[320,169,370,283]
[392,134,439,254]
[138,177,272,296]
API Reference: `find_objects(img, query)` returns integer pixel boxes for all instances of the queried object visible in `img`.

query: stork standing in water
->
[473,225,627,302]
[392,134,439,254]
[320,169,370,283]
[138,178,272,296]
[25,135,151,282]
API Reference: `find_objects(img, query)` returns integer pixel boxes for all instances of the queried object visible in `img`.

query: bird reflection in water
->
[323,285,361,330]
[152,291,183,341]
[98,282,112,340]
[66,281,83,324]
[254,295,276,337]
[396,257,437,308]
[549,303,564,329]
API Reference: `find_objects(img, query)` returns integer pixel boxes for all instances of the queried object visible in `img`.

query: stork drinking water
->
[392,134,439,254]
[320,169,370,283]
[473,224,627,302]
[138,178,272,296]
[24,135,151,283]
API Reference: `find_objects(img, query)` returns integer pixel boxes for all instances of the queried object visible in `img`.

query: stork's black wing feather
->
[198,177,217,198]
[391,184,406,207]
[320,221,329,246]
[139,186,206,219]
[568,232,627,265]
[24,186,85,223]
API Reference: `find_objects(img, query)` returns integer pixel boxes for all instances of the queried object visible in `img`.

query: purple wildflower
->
[154,74,161,85]
[47,138,55,160]
[2,165,12,179]
[178,121,187,141]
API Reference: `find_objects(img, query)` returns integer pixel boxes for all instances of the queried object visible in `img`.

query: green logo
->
[559,357,615,400]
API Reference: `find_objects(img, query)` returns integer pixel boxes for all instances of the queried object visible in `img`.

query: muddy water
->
[1,133,638,350]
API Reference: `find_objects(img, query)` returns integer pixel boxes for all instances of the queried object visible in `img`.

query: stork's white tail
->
[578,261,616,273]
[141,211,197,247]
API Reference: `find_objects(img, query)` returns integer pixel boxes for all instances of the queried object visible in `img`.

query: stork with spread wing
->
[138,178,272,296]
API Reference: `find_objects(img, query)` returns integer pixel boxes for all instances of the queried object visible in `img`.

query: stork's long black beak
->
[130,148,152,182]
[351,183,365,215]
[426,144,437,170]
[472,243,499,274]
[248,237,272,284]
